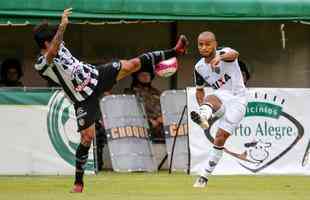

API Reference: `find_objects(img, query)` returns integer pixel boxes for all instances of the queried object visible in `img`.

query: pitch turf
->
[0,172,309,200]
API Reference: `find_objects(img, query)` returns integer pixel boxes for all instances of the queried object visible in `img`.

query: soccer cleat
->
[190,111,209,129]
[174,35,189,55]
[70,183,84,193]
[193,176,208,188]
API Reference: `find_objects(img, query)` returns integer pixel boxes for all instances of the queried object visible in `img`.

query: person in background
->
[0,58,24,87]
[124,69,165,143]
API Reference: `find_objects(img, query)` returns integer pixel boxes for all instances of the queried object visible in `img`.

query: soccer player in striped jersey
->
[33,8,188,193]
[191,31,248,188]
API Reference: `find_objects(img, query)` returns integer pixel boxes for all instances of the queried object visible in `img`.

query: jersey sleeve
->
[217,47,237,62]
[194,68,206,89]
[217,47,233,54]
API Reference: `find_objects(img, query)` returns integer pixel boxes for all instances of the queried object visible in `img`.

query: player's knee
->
[214,137,225,147]
[214,131,230,146]
[213,104,225,118]
[81,134,93,145]
[206,95,222,111]
[81,130,94,145]
[121,59,140,73]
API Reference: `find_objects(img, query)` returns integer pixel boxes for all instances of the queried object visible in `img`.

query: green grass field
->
[0,172,309,200]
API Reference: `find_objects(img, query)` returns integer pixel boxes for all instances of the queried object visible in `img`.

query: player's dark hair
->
[33,21,57,49]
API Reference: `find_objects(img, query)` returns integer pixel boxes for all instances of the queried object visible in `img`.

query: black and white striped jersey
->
[194,47,246,96]
[35,43,99,103]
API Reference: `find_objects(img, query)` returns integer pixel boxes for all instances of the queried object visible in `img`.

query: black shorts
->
[74,60,122,132]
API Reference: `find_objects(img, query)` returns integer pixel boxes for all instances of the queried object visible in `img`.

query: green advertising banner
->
[0,88,94,175]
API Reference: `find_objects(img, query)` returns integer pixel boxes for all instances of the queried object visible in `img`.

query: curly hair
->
[1,58,23,81]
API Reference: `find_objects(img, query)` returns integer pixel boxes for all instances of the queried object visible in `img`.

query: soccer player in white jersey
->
[33,8,188,193]
[190,31,248,187]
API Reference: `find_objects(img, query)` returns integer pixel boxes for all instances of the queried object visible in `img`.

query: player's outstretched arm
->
[210,47,239,68]
[46,8,72,63]
[219,47,239,62]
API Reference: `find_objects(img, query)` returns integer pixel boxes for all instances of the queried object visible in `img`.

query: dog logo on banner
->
[244,139,272,164]
[205,92,304,173]
[46,90,94,170]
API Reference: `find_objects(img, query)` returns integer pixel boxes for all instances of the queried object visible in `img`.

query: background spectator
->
[124,69,165,143]
[0,58,24,87]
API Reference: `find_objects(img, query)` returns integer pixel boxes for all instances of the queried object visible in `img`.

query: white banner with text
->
[187,87,310,175]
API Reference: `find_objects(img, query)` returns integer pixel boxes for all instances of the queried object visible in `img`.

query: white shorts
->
[208,90,248,134]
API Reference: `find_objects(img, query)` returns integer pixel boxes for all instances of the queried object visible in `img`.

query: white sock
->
[199,104,213,120]
[201,146,223,178]
[213,104,225,118]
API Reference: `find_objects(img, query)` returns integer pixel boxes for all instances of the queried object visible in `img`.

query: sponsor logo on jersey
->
[112,62,121,70]
[211,73,231,89]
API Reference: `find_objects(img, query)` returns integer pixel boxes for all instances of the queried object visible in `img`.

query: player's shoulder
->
[194,57,205,71]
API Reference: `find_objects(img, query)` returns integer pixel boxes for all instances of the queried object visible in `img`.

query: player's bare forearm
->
[51,23,66,49]
[196,88,205,106]
[220,48,239,61]
[46,8,72,63]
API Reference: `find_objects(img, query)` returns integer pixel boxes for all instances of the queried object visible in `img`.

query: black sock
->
[75,171,84,185]
[139,49,176,72]
[74,143,90,185]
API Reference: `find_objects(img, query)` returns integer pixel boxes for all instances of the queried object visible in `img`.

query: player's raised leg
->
[116,35,188,81]
[191,95,224,129]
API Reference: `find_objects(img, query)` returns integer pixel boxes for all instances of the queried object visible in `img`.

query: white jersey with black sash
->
[194,47,246,97]
[34,43,99,103]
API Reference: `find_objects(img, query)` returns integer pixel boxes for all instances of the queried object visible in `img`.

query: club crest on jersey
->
[76,107,87,119]
[78,118,85,126]
[76,107,84,115]
[212,67,221,74]
[211,74,231,89]
[112,62,121,70]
